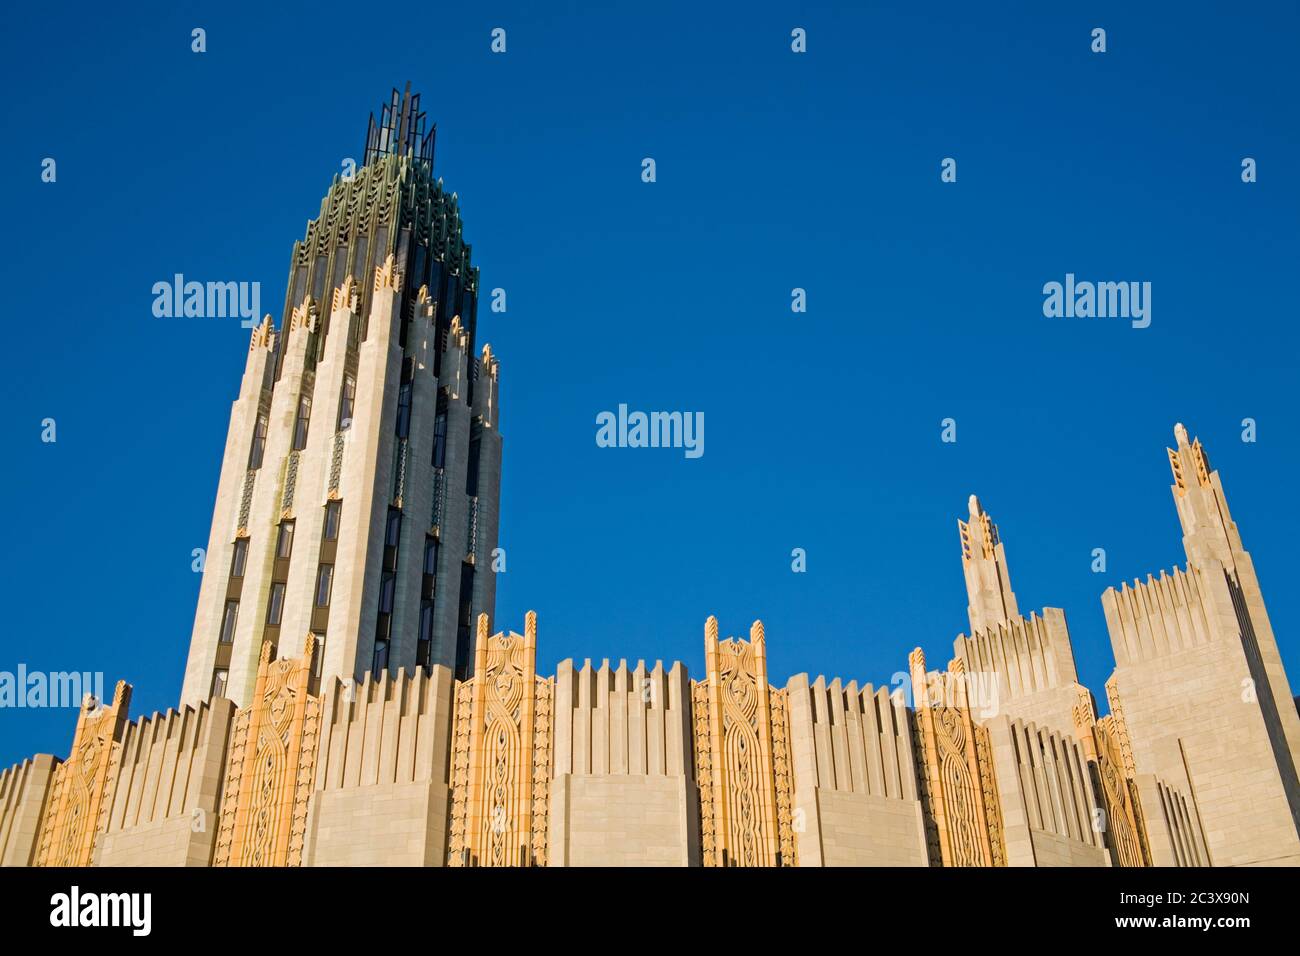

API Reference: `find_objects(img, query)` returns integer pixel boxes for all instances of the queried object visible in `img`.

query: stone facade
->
[181,88,501,711]
[5,426,1297,867]
[7,95,1297,867]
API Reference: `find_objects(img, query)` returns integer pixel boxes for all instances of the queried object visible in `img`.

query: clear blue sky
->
[1,2,1297,766]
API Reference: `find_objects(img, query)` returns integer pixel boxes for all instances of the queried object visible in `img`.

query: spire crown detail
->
[959,495,1019,635]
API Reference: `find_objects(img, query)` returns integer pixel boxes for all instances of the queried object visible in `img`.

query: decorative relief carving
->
[1094,716,1147,868]
[908,649,1001,867]
[1067,679,1149,867]
[392,439,408,508]
[35,682,131,867]
[430,467,446,533]
[691,680,716,865]
[281,450,300,518]
[290,297,319,334]
[530,677,552,864]
[328,431,345,498]
[445,612,552,867]
[1104,677,1137,778]
[249,315,274,351]
[446,678,474,866]
[974,724,1006,867]
[769,687,797,868]
[692,618,796,867]
[374,253,402,293]
[237,469,256,536]
[331,275,358,314]
[912,715,943,866]
[212,636,320,867]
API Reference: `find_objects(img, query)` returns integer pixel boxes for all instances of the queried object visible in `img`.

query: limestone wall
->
[954,609,1090,737]
[306,666,454,866]
[785,675,927,866]
[1135,773,1207,867]
[94,699,234,867]
[984,715,1108,867]
[1104,564,1300,866]
[0,754,57,867]
[549,659,697,866]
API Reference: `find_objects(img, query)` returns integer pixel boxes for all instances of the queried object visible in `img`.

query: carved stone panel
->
[446,612,552,867]
[692,618,797,867]
[35,681,132,867]
[213,636,320,867]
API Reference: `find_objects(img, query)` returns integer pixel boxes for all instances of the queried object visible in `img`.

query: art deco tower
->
[180,87,502,708]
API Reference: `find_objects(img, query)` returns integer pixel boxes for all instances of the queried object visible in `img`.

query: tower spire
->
[959,494,1019,634]
[1168,422,1244,572]
[364,82,436,167]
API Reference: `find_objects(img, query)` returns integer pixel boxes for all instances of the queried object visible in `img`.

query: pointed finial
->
[968,494,981,517]
[524,610,537,647]
[1174,422,1189,446]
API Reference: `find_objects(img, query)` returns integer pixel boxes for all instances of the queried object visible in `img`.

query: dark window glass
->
[454,563,476,679]
[293,394,312,450]
[423,537,439,575]
[311,255,329,301]
[267,582,286,626]
[311,633,326,679]
[331,244,349,291]
[351,237,369,284]
[323,501,341,541]
[219,601,239,644]
[378,572,396,614]
[419,602,434,644]
[427,261,443,314]
[277,522,295,559]
[465,437,481,495]
[432,402,448,469]
[373,639,390,674]
[230,538,249,578]
[413,245,427,288]
[338,375,356,430]
[211,669,229,699]
[385,510,402,548]
[396,381,412,438]
[315,565,334,607]
[248,413,268,469]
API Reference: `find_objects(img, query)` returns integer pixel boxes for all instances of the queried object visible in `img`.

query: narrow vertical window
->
[423,537,439,575]
[248,413,269,469]
[267,582,286,625]
[230,538,249,577]
[293,393,313,450]
[276,521,295,559]
[211,669,229,699]
[315,565,334,607]
[373,639,390,674]
[465,435,481,495]
[219,600,239,644]
[396,380,413,438]
[432,394,448,468]
[311,632,326,679]
[417,601,434,668]
[338,374,356,429]
[323,500,341,540]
